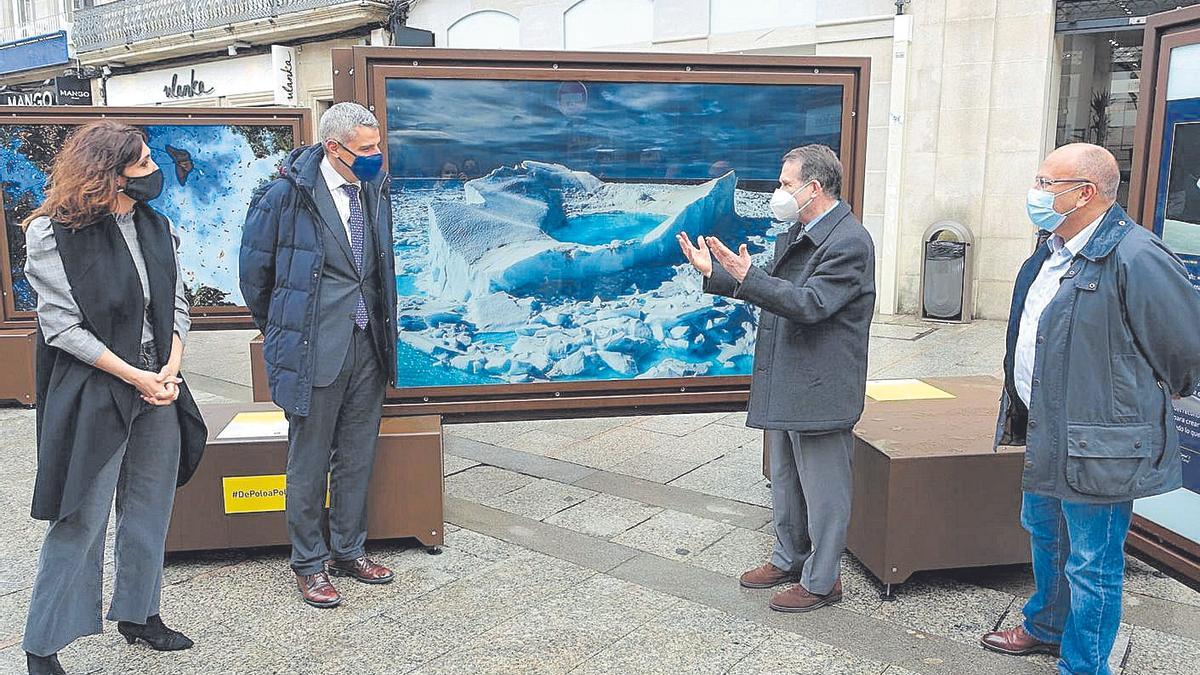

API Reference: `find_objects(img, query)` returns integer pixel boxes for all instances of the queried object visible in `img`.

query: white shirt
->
[319,156,361,242]
[1013,214,1104,406]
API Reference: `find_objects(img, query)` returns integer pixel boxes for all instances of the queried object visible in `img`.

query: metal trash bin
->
[919,221,974,323]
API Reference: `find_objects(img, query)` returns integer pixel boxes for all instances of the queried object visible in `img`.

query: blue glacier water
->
[555,212,666,245]
[390,163,784,388]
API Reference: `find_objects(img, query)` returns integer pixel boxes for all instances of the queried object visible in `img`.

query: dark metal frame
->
[0,105,312,330]
[331,47,871,419]
[1126,3,1200,589]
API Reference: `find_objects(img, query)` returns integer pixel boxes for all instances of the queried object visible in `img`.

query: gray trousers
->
[24,399,181,657]
[286,327,386,575]
[767,429,854,595]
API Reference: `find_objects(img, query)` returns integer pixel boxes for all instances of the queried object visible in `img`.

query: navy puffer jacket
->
[239,145,397,416]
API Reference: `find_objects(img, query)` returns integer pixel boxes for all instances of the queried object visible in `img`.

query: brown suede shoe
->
[296,571,341,609]
[327,556,394,584]
[980,624,1060,657]
[739,562,802,589]
[769,579,843,613]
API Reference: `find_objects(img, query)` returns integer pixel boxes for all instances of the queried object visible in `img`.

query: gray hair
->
[318,102,379,144]
[782,145,843,199]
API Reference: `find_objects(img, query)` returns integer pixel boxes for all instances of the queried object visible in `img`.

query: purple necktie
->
[340,183,369,329]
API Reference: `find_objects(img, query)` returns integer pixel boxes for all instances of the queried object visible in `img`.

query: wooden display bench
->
[165,403,445,554]
[0,329,36,406]
[763,376,1029,594]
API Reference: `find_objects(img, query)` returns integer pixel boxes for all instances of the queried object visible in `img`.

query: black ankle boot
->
[116,614,193,651]
[26,652,66,675]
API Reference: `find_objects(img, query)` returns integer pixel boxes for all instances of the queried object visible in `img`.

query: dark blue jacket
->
[996,204,1200,503]
[239,145,398,416]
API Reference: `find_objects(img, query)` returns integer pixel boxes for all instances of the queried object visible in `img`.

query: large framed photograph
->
[336,48,869,417]
[0,106,310,328]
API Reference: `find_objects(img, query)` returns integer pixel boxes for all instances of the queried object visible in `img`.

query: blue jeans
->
[1021,492,1133,675]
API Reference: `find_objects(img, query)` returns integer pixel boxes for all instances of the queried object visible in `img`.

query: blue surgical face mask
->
[1026,183,1089,232]
[335,141,384,182]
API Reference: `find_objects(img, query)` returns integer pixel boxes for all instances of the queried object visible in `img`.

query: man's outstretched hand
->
[706,236,751,282]
[677,232,713,278]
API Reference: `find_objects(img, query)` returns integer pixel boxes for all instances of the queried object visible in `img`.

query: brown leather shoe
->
[296,571,341,608]
[327,556,394,584]
[739,562,802,589]
[980,624,1060,657]
[769,579,843,613]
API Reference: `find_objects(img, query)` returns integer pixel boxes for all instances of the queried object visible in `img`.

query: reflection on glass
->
[1161,121,1200,255]
[1056,30,1142,207]
[384,77,844,388]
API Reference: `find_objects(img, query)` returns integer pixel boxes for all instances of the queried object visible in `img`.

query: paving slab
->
[612,510,736,563]
[632,412,729,437]
[544,493,663,540]
[443,465,536,501]
[690,527,776,579]
[480,478,596,521]
[574,472,772,531]
[1121,625,1200,675]
[442,454,479,477]
[446,498,640,574]
[608,450,708,484]
[727,629,893,675]
[414,575,678,675]
[572,602,769,675]
[870,573,1018,647]
[444,435,598,484]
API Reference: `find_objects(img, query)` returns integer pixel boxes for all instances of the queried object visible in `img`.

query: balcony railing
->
[0,12,71,46]
[73,0,388,52]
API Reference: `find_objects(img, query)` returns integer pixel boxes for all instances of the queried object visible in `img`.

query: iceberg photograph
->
[385,77,845,388]
[1,122,293,312]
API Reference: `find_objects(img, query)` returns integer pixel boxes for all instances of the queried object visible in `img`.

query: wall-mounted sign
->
[0,31,70,77]
[0,75,93,106]
[271,45,298,106]
[107,47,296,106]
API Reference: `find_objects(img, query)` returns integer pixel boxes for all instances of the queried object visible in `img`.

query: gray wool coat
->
[705,201,876,432]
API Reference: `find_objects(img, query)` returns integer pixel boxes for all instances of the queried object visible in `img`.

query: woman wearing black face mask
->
[19,120,206,675]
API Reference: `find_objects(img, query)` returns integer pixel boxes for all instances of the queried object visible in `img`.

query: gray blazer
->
[706,201,876,432]
[311,175,381,387]
[996,204,1200,503]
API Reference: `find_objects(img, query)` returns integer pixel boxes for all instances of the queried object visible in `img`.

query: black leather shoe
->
[26,652,66,675]
[116,614,194,651]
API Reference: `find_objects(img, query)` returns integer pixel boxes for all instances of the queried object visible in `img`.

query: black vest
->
[32,203,207,521]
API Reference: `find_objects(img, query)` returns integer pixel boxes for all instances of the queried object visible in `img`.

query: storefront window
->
[1055,29,1143,207]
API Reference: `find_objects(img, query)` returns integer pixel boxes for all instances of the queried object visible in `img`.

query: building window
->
[446,10,519,49]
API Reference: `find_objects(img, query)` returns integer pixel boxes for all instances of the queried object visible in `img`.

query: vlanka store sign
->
[106,45,298,105]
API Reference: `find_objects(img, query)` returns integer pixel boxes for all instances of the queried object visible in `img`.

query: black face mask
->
[122,168,164,203]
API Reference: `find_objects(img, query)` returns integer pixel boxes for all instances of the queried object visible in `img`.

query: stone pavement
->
[0,317,1197,674]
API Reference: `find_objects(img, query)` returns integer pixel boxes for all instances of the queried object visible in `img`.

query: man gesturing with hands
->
[678,145,874,613]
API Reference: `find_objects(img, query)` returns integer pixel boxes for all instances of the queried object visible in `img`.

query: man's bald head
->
[1044,143,1120,201]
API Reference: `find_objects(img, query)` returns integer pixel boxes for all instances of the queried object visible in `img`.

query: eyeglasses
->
[1033,177,1091,191]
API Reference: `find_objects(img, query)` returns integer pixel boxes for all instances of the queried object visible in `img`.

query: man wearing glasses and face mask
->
[982,143,1200,675]
[678,145,875,613]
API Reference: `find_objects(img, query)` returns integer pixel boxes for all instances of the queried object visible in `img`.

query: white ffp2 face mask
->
[770,182,815,222]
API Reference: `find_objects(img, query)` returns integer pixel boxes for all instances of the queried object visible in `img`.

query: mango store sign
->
[106,46,297,105]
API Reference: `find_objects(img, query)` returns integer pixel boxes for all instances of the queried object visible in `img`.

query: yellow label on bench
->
[222,474,330,514]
